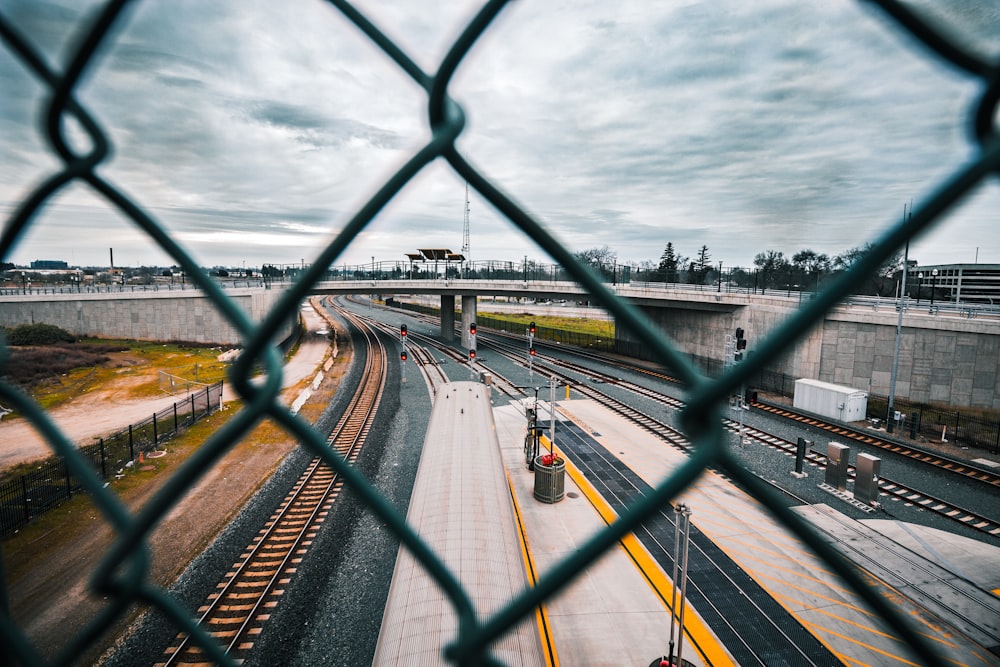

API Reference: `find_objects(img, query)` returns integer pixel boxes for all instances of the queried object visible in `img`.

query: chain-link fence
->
[2,1,998,665]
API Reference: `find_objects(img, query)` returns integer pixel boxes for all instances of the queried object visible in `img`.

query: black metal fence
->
[0,381,223,537]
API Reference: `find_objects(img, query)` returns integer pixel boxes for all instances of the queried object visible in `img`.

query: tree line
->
[573,242,906,297]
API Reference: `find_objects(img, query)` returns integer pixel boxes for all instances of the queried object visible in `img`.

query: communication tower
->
[461,181,471,259]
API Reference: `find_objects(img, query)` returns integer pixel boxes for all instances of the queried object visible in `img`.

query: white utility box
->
[793,378,868,423]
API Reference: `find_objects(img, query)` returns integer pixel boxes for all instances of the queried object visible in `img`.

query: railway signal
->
[400,349,407,383]
[400,323,407,339]
[469,322,477,336]
[400,350,407,361]
[527,322,536,379]
[734,327,747,361]
[468,348,477,379]
[731,327,749,445]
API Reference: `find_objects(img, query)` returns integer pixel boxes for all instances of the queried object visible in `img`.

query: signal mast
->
[461,181,471,260]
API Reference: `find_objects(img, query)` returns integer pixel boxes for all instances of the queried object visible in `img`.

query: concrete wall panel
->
[630,297,1000,409]
[0,288,288,346]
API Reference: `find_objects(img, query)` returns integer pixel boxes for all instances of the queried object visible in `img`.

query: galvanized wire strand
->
[865,0,994,77]
[717,450,941,665]
[0,0,993,664]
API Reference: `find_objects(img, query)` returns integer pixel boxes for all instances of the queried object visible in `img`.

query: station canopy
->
[412,248,465,262]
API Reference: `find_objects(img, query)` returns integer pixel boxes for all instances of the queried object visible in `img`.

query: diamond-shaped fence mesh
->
[1,1,998,665]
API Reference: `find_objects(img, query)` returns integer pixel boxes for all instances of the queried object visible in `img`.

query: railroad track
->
[475,334,1000,538]
[159,307,387,666]
[752,401,1000,489]
[493,327,1000,490]
[723,421,1000,536]
[353,303,1000,537]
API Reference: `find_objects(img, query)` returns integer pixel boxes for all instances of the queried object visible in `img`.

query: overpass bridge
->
[2,279,999,409]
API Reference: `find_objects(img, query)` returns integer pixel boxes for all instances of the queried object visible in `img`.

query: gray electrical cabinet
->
[854,452,881,506]
[825,442,850,491]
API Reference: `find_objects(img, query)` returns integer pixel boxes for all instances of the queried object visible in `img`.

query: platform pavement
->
[493,395,1000,667]
[493,401,717,667]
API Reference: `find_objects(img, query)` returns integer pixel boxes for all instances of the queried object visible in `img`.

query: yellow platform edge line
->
[506,470,560,667]
[557,448,737,667]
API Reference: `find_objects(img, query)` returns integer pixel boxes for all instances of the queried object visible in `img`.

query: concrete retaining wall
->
[636,299,1000,409]
[0,288,291,346]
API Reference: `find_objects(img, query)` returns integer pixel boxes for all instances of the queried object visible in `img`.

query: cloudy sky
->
[2,0,998,271]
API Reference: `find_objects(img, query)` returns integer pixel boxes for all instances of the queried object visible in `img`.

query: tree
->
[573,245,617,268]
[833,242,902,296]
[656,242,683,283]
[573,246,618,281]
[791,249,831,291]
[688,245,712,284]
[753,250,791,290]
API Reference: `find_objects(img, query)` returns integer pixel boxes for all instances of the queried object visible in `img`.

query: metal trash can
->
[533,455,565,503]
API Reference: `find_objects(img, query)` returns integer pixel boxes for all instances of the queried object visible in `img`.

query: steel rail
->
[160,307,386,666]
[476,332,1000,538]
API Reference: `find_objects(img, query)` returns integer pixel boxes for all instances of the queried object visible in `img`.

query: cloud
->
[2,0,999,270]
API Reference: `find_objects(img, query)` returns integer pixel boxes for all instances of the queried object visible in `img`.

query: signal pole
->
[727,328,749,446]
[528,321,536,380]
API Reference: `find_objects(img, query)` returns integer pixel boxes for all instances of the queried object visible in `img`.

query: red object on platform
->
[539,453,559,466]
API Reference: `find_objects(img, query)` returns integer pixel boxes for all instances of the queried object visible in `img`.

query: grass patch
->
[479,311,615,337]
[2,339,232,412]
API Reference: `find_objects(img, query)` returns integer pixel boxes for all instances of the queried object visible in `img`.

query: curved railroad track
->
[159,306,387,666]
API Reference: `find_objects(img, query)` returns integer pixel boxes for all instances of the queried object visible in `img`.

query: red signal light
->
[529,321,536,335]
[529,347,536,356]
[401,324,407,337]
[400,351,407,361]
[470,322,477,335]
[469,349,476,360]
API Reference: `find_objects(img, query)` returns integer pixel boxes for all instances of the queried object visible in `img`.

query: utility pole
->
[461,181,471,260]
[887,204,910,434]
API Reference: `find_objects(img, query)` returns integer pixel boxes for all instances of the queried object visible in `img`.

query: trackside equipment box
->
[793,378,868,423]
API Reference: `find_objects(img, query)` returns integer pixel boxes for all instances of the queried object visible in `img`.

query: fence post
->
[100,438,106,479]
[128,424,134,461]
[173,402,179,434]
[191,393,196,422]
[954,411,961,446]
[153,414,158,446]
[21,476,30,521]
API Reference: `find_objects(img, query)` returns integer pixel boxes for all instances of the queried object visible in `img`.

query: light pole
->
[930,268,938,307]
[667,503,692,667]
[917,272,923,305]
[887,240,908,434]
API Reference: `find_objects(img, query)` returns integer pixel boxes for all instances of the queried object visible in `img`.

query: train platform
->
[492,395,1000,667]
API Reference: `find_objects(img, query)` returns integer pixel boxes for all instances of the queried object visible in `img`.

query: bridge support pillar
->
[461,295,477,349]
[441,295,455,341]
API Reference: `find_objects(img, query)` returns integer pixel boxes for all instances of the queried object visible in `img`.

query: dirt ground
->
[1,300,350,665]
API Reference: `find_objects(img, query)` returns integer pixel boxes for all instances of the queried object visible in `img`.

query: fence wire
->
[1,1,998,665]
